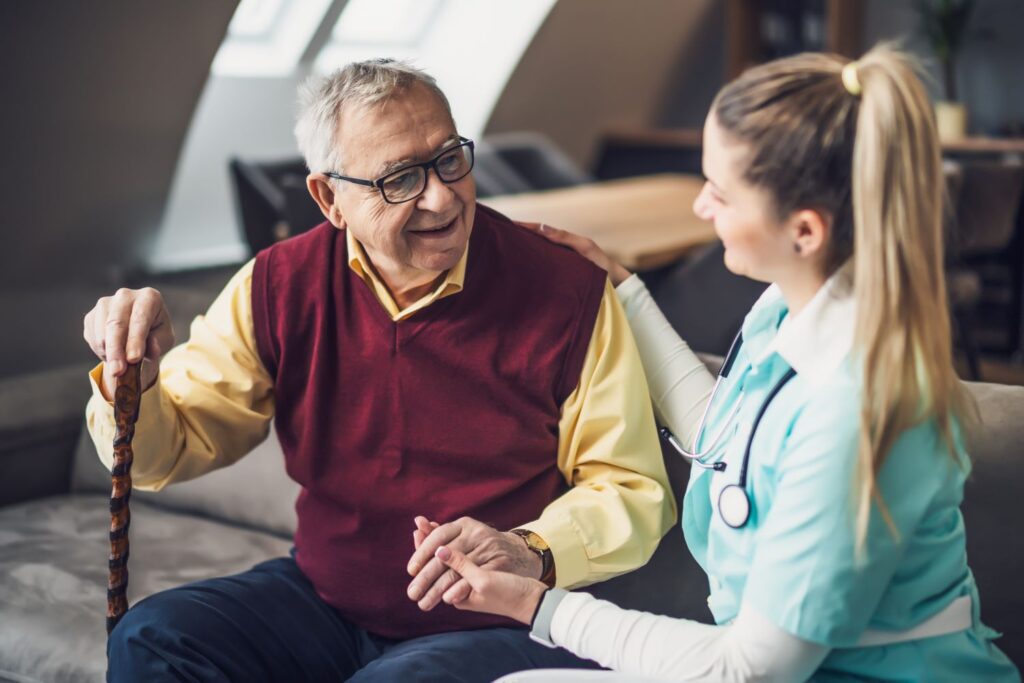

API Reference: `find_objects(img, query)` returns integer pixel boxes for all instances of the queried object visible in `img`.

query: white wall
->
[148,75,303,271]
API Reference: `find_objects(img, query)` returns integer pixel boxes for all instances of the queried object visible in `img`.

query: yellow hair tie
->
[842,62,862,97]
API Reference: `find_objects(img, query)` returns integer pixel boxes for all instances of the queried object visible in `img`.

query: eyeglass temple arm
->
[323,172,375,187]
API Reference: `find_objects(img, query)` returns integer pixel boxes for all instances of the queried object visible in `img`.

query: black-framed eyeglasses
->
[324,137,475,205]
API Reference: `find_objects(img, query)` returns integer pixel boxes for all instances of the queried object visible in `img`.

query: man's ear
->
[789,208,830,260]
[307,174,346,229]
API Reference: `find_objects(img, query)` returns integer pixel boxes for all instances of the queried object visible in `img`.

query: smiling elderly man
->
[83,59,673,682]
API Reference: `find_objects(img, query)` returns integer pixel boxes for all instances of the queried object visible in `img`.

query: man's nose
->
[416,169,456,212]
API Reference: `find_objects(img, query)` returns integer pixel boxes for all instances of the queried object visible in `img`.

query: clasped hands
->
[406,516,548,625]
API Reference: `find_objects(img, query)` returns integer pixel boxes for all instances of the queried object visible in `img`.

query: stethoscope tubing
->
[659,330,798,528]
[660,331,743,468]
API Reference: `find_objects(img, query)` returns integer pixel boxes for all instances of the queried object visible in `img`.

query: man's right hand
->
[83,287,174,400]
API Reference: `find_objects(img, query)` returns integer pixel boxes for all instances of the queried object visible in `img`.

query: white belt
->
[855,596,973,647]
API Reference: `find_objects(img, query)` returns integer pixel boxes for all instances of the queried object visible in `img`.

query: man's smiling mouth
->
[409,217,457,236]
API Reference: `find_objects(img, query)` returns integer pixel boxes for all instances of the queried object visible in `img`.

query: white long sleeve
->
[614,275,715,447]
[548,592,829,682]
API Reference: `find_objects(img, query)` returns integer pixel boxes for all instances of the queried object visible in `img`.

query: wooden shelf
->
[726,0,864,80]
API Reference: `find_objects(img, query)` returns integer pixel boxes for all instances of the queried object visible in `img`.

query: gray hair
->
[294,58,453,175]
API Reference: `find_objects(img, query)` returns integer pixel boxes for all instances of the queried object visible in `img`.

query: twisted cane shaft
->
[107,363,140,635]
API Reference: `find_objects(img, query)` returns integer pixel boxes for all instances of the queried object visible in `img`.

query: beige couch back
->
[70,379,1020,541]
[70,422,298,539]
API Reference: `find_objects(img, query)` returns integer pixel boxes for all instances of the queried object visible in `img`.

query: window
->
[331,0,443,46]
[212,0,332,77]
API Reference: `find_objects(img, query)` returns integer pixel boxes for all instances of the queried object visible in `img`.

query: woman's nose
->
[693,183,714,221]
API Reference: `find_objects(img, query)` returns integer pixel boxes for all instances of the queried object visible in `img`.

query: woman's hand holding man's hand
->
[434,544,548,626]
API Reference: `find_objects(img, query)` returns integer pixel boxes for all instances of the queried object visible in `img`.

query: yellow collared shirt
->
[86,229,674,588]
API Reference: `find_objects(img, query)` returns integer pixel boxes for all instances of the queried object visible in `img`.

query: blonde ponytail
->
[849,45,972,546]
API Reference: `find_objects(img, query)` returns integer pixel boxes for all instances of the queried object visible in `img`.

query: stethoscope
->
[659,331,797,529]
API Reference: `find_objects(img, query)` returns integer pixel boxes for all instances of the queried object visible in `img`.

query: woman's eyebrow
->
[703,173,724,194]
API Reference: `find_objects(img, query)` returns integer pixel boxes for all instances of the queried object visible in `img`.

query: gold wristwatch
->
[511,528,556,587]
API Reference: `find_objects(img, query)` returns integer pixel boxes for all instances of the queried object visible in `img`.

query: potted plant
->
[913,0,977,141]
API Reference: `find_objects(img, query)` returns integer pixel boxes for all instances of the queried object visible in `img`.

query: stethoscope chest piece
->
[718,484,751,529]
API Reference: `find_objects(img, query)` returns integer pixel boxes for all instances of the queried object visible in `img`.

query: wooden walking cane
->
[107,362,141,635]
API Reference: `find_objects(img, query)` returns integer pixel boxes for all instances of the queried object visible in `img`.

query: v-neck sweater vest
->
[251,205,605,638]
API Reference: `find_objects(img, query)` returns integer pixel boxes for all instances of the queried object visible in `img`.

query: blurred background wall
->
[0,1,237,377]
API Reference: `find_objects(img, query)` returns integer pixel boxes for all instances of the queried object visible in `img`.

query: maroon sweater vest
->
[251,205,605,638]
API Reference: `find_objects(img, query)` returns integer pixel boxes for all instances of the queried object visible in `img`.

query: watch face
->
[514,529,555,585]
[513,529,548,552]
[527,532,549,553]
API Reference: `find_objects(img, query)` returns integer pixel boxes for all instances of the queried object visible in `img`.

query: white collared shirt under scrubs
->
[512,273,1018,682]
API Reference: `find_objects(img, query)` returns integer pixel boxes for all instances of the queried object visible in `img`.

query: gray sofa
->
[1,359,1021,681]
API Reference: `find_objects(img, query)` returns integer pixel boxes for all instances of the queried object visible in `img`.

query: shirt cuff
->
[519,513,591,589]
[613,273,648,315]
[529,587,570,648]
[89,361,163,401]
[87,362,165,448]
[87,362,114,406]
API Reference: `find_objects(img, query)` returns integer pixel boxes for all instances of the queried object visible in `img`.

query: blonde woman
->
[414,45,1021,681]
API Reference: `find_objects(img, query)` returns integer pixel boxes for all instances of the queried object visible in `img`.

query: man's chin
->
[414,248,465,274]
[411,230,469,271]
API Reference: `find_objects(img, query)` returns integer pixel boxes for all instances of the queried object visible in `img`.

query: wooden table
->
[941,137,1024,156]
[601,126,1024,161]
[483,174,716,271]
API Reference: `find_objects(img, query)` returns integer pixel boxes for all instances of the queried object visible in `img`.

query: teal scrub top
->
[682,290,1019,681]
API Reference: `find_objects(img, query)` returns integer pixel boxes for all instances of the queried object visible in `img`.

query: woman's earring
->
[793,243,802,254]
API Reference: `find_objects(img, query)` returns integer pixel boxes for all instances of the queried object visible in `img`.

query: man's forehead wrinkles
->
[373,133,461,177]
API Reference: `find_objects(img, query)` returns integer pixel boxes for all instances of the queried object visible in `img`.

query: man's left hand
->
[406,516,542,612]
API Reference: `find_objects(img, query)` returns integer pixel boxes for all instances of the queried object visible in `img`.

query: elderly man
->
[83,59,673,682]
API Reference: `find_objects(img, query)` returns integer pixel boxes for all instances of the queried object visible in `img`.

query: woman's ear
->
[789,208,831,260]
[307,174,346,229]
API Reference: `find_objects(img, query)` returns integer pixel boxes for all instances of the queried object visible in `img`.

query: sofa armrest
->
[0,364,93,508]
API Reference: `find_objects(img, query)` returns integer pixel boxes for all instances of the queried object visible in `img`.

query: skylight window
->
[331,0,443,46]
[212,0,332,77]
[226,0,287,39]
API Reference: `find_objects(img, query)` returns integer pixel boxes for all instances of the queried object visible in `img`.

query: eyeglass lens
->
[380,143,474,203]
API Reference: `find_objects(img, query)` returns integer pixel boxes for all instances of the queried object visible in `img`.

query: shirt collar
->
[345,229,467,321]
[743,266,856,386]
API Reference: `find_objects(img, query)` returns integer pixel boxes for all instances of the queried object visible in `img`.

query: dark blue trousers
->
[107,555,601,682]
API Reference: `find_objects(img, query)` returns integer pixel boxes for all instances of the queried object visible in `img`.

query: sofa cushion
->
[0,494,292,683]
[963,380,1024,460]
[70,422,299,539]
[959,381,1024,666]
